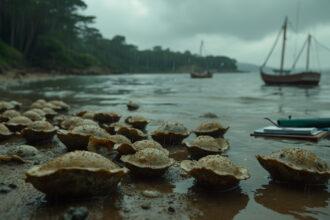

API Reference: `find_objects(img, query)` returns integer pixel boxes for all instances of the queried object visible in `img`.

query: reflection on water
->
[187,186,249,220]
[255,182,330,220]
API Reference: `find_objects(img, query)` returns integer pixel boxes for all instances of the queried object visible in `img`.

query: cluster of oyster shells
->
[1,98,329,199]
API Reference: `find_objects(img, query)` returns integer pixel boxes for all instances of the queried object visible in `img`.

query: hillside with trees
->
[0,0,237,73]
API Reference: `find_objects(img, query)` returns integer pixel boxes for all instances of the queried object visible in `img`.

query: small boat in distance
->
[191,71,213,78]
[260,17,321,86]
[190,40,213,79]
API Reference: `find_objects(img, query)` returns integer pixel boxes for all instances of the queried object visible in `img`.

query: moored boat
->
[260,17,321,86]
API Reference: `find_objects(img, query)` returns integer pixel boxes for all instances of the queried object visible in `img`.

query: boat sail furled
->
[260,17,321,86]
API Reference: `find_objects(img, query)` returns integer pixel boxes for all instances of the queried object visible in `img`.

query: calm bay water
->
[1,72,330,219]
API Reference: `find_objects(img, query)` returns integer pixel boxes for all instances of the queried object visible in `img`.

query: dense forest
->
[0,0,237,73]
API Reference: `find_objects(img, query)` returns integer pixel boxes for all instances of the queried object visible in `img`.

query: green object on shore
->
[277,118,330,128]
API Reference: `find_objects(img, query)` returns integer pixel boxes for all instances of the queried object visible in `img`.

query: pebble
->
[141,203,151,210]
[127,101,139,111]
[142,190,161,198]
[63,207,89,220]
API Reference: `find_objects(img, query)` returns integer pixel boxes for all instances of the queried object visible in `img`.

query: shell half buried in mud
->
[0,109,21,122]
[0,123,13,141]
[115,140,169,156]
[151,122,190,146]
[93,112,121,124]
[88,134,132,154]
[184,136,229,159]
[115,125,147,142]
[25,151,128,197]
[181,155,250,190]
[57,124,110,151]
[121,148,174,177]
[5,116,33,132]
[22,121,57,143]
[125,116,149,130]
[256,148,330,185]
[193,121,229,138]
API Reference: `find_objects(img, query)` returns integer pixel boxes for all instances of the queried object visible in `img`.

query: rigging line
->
[261,28,283,68]
[291,37,308,70]
[313,36,330,53]
[314,38,322,71]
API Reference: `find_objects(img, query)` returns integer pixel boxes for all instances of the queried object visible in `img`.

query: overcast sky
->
[84,0,330,69]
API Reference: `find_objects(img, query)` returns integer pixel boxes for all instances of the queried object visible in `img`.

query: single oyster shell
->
[29,108,46,117]
[0,101,15,113]
[22,121,57,143]
[121,148,174,177]
[93,112,121,124]
[6,116,33,132]
[184,136,229,159]
[57,125,110,151]
[41,107,58,120]
[60,116,98,130]
[30,99,49,109]
[194,121,229,138]
[0,123,13,141]
[115,125,147,142]
[76,111,96,120]
[6,145,39,158]
[48,100,70,112]
[0,109,21,122]
[115,140,169,156]
[25,151,128,197]
[9,100,22,110]
[23,110,45,121]
[151,122,190,146]
[181,155,250,189]
[256,148,330,184]
[127,101,139,111]
[87,134,132,153]
[125,116,148,130]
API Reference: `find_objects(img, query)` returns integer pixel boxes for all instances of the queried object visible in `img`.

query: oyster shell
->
[127,101,139,111]
[184,136,229,159]
[6,145,39,158]
[194,121,229,138]
[121,148,174,177]
[256,148,330,184]
[60,116,98,130]
[25,151,128,197]
[22,121,57,143]
[115,125,147,142]
[93,112,121,124]
[23,110,45,121]
[125,116,148,130]
[87,134,132,153]
[57,124,110,151]
[181,155,250,189]
[0,123,13,141]
[0,109,21,122]
[48,100,70,112]
[41,107,58,120]
[76,111,96,120]
[5,116,33,132]
[0,101,15,113]
[115,140,169,156]
[151,122,190,146]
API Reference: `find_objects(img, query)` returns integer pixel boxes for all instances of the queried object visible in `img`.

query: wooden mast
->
[280,17,288,75]
[306,34,311,71]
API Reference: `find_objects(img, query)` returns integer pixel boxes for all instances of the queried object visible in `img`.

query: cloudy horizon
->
[84,0,330,69]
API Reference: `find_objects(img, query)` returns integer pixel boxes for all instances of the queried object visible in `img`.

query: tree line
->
[0,0,237,73]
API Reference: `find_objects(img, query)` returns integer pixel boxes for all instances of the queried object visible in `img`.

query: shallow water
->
[1,72,330,219]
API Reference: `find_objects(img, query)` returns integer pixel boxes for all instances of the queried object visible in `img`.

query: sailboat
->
[260,17,321,86]
[190,41,213,78]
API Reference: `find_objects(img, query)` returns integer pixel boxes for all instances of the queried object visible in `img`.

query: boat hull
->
[260,71,320,86]
[190,72,213,78]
